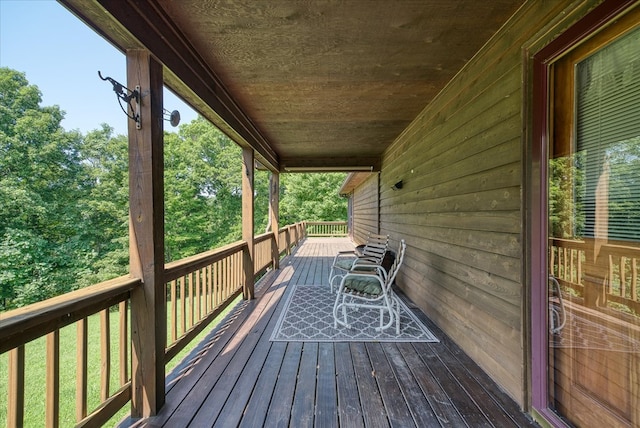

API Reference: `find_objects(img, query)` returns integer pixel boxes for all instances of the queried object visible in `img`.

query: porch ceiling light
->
[284,166,374,172]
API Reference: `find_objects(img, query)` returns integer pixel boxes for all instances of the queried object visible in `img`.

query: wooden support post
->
[127,50,166,417]
[242,147,255,299]
[8,346,25,427]
[269,172,280,270]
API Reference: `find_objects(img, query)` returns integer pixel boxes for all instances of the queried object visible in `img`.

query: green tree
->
[279,173,347,225]
[75,125,129,287]
[163,118,269,261]
[0,68,87,308]
[0,68,345,310]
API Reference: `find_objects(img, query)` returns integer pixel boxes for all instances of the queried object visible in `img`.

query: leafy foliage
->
[0,68,346,309]
[163,118,270,261]
[280,173,347,225]
[550,137,640,242]
[0,68,88,307]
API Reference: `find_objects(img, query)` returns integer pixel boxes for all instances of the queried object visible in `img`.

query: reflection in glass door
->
[547,24,640,427]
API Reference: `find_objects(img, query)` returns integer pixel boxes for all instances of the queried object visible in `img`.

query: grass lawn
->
[0,297,240,427]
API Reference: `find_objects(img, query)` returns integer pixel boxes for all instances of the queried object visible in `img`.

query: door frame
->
[529,0,638,425]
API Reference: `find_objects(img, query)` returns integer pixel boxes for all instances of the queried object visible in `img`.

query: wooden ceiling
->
[61,0,524,172]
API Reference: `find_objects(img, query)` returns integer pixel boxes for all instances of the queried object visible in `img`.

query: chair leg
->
[373,295,395,332]
[329,274,343,293]
[392,295,400,335]
[394,299,400,335]
[342,299,349,327]
[333,292,351,329]
[333,292,341,328]
[329,268,336,291]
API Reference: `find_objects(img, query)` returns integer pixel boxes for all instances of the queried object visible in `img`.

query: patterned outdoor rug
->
[270,284,439,342]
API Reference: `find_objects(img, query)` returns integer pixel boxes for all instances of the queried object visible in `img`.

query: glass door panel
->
[548,24,640,427]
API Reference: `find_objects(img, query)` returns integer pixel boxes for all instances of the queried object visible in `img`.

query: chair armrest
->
[348,263,387,279]
[332,250,356,265]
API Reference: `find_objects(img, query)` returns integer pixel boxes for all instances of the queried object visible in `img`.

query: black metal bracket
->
[98,71,141,129]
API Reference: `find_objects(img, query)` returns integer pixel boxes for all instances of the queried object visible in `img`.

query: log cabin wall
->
[372,0,604,405]
[352,173,380,245]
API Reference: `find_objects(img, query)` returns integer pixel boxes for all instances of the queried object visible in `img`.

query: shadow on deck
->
[127,237,537,427]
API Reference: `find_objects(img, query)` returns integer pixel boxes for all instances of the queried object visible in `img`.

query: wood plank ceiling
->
[61,0,524,172]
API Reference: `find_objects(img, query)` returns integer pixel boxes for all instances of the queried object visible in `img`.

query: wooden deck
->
[127,238,537,427]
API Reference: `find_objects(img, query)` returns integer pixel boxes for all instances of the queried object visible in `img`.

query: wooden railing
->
[0,222,309,427]
[0,275,139,427]
[550,238,640,315]
[305,221,348,237]
[278,222,307,256]
[254,232,276,278]
[164,241,248,363]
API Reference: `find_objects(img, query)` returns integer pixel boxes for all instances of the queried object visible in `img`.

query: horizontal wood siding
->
[352,173,379,245]
[372,1,595,405]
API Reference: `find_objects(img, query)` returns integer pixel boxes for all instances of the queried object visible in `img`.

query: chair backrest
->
[383,240,406,291]
[361,233,389,261]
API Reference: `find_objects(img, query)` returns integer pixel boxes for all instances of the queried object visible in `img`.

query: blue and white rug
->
[270,284,438,342]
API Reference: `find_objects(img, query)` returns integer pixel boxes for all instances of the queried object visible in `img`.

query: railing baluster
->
[226,256,231,297]
[621,256,627,298]
[46,330,60,428]
[188,272,195,328]
[206,264,212,312]
[632,258,638,301]
[213,260,219,307]
[170,279,177,342]
[76,318,88,421]
[578,250,583,285]
[196,268,202,322]
[120,301,129,386]
[609,255,615,295]
[569,248,575,283]
[100,308,110,401]
[180,276,186,336]
[8,345,25,427]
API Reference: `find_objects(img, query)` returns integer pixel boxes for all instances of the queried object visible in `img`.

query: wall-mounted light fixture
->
[391,180,403,191]
[98,71,141,129]
[163,108,181,127]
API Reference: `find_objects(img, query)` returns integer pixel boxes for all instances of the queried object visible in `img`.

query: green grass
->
[0,298,240,427]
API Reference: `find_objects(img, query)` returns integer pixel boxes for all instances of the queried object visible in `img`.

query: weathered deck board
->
[127,237,537,428]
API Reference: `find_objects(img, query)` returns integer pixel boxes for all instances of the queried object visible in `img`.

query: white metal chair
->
[333,240,406,335]
[329,233,389,292]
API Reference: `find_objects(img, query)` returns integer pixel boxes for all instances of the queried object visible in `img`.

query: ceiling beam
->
[60,0,280,172]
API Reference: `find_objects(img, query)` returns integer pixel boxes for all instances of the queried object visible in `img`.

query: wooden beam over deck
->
[127,49,166,417]
[60,0,280,172]
[269,172,280,270]
[242,147,255,300]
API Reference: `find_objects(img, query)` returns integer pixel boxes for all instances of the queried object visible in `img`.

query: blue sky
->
[0,0,197,136]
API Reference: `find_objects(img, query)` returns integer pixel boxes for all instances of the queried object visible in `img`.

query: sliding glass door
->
[546,18,640,427]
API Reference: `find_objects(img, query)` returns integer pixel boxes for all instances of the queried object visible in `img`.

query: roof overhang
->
[59,0,524,173]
